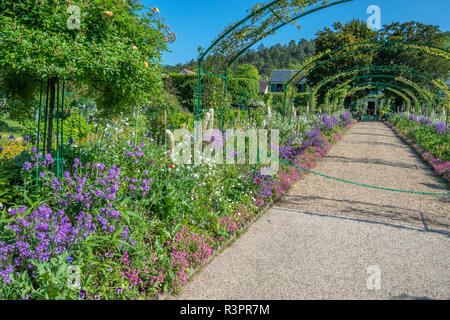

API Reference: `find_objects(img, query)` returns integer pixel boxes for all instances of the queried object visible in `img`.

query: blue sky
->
[144,0,450,66]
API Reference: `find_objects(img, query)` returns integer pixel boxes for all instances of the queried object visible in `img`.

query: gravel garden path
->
[171,121,450,300]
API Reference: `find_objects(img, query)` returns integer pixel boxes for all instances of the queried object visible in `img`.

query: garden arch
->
[195,0,354,124]
[312,73,431,112]
[346,82,418,113]
[283,41,450,117]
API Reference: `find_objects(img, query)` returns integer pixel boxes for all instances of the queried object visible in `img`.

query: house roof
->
[180,68,196,75]
[269,70,298,83]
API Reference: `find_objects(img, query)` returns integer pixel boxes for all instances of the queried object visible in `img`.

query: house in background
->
[269,70,308,93]
[179,68,196,75]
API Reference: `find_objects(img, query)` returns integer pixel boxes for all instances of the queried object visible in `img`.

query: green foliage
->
[311,19,378,103]
[377,21,450,81]
[23,113,95,146]
[0,0,175,117]
[272,92,309,111]
[3,253,79,300]
[145,92,192,138]
[230,64,260,80]
[164,39,316,77]
[390,115,449,161]
[227,78,260,106]
[166,74,197,111]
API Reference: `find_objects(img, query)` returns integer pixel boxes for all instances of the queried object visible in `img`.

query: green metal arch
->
[287,40,450,89]
[347,82,417,112]
[313,72,432,106]
[314,65,436,93]
[326,76,423,112]
[346,85,412,114]
[196,0,450,122]
[282,41,450,118]
[225,0,353,69]
[307,74,425,114]
[195,0,354,122]
[343,85,410,114]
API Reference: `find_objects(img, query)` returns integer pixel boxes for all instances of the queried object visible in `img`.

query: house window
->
[270,84,284,92]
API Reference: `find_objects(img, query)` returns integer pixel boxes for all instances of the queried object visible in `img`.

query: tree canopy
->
[0,0,175,117]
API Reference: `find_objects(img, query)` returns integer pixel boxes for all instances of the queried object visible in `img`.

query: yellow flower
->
[132,45,138,50]
[144,61,149,68]
[103,11,114,16]
[153,7,159,13]
[0,139,30,160]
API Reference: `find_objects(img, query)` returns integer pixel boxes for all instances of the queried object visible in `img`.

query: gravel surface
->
[171,121,450,300]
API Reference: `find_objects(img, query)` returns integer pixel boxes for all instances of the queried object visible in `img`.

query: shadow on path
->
[324,155,430,171]
[280,194,450,232]
[273,206,450,238]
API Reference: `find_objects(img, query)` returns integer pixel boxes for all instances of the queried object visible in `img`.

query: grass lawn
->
[0,115,25,146]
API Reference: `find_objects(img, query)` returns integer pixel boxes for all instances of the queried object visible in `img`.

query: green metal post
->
[61,80,65,179]
[56,78,60,180]
[36,78,43,188]
[282,85,286,121]
[222,69,228,130]
[135,107,139,146]
[195,60,202,141]
[43,78,50,155]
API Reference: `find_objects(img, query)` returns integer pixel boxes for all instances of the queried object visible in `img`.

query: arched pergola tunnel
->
[195,0,354,127]
[325,76,431,116]
[329,83,414,115]
[283,41,450,119]
[196,0,450,127]
[345,82,417,114]
[313,73,431,114]
[329,85,412,117]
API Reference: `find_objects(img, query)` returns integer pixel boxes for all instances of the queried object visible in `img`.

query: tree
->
[313,19,378,83]
[231,64,260,80]
[0,0,174,153]
[376,21,450,80]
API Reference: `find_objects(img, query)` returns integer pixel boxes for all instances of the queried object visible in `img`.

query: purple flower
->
[24,162,32,171]
[435,122,448,135]
[116,288,123,295]
[9,135,14,140]
[0,265,14,284]
[78,289,87,299]
[45,153,54,165]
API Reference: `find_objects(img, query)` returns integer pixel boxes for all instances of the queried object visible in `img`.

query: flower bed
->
[0,111,355,300]
[385,115,450,184]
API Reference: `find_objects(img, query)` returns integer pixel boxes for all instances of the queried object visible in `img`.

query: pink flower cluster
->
[168,228,213,287]
[272,123,353,199]
[421,153,450,183]
[120,251,168,294]
[219,204,251,233]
